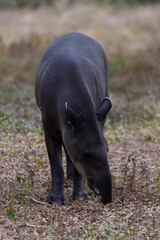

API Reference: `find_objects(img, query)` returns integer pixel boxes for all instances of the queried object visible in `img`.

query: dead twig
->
[131,189,150,195]
[26,196,51,206]
[120,151,137,201]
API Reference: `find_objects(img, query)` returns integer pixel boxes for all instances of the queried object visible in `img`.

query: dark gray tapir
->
[35,32,112,205]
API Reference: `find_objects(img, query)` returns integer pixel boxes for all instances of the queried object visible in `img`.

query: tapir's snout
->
[87,170,112,204]
[99,172,112,204]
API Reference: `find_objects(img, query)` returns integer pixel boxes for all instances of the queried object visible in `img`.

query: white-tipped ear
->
[104,97,112,108]
[96,97,112,122]
[65,102,68,111]
[65,102,85,128]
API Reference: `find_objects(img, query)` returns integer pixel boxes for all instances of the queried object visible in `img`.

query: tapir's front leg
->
[45,135,66,205]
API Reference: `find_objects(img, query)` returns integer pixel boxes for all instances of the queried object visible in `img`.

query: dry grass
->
[0,2,160,239]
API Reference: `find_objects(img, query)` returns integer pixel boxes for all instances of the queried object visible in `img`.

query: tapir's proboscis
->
[35,32,112,205]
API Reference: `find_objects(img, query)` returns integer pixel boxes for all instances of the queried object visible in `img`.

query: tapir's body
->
[35,32,112,204]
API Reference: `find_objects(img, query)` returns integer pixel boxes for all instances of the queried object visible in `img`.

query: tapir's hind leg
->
[64,148,74,182]
[45,135,66,205]
[71,168,88,201]
[64,148,88,201]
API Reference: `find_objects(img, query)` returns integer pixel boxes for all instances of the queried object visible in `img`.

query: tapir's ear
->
[96,97,112,122]
[65,102,85,128]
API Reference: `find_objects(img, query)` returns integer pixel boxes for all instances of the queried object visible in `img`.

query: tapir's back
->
[37,32,106,72]
[35,32,109,133]
[36,32,108,107]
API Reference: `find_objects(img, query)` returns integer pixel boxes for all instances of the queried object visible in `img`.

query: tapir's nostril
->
[88,177,100,196]
[93,185,100,196]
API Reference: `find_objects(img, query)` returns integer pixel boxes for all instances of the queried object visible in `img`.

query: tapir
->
[35,32,112,205]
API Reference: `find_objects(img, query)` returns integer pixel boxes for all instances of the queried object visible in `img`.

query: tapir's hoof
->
[46,194,66,205]
[71,191,88,201]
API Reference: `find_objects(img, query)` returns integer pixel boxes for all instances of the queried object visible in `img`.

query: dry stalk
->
[120,152,137,201]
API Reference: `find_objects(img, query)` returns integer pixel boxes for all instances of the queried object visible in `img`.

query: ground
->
[0,2,160,239]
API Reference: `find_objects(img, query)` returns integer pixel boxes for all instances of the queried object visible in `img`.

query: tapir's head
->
[63,98,112,204]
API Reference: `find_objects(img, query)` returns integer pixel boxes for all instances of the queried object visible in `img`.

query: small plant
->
[34,157,41,168]
[7,194,17,220]
[66,179,73,187]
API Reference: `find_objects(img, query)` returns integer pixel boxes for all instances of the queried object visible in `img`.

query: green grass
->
[0,35,159,135]
[108,59,126,73]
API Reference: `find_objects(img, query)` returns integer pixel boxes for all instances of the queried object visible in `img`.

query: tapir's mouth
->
[87,178,100,196]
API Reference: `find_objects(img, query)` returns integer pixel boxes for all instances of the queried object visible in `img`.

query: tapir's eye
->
[67,121,74,131]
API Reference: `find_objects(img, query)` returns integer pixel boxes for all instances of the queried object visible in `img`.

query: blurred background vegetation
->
[0,0,159,8]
